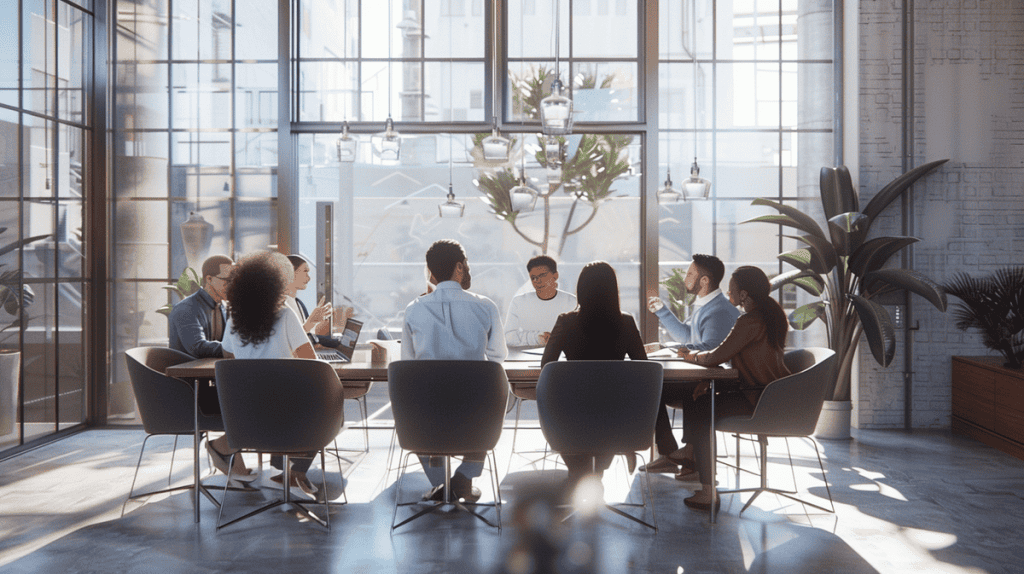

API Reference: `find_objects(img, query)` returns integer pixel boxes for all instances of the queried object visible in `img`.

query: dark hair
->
[225,251,291,347]
[691,254,726,290]
[731,266,788,350]
[576,261,621,333]
[286,254,309,270]
[527,255,558,274]
[425,239,466,282]
[201,254,233,286]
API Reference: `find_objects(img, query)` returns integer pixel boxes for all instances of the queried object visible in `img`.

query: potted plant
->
[743,161,949,439]
[1,228,52,437]
[156,267,201,316]
[943,267,1024,458]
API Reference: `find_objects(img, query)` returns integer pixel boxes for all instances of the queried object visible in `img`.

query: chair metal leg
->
[327,396,371,460]
[392,452,501,530]
[217,452,329,530]
[122,435,196,517]
[605,452,657,532]
[717,435,835,515]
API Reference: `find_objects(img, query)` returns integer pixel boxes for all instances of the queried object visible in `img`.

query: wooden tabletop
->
[165,356,738,384]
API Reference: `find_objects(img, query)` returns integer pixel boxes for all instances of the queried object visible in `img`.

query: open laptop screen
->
[336,318,363,360]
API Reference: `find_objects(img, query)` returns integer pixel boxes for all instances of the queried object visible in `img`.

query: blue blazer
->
[654,292,740,351]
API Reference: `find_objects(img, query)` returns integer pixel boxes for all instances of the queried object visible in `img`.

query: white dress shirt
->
[401,281,507,362]
[504,289,577,347]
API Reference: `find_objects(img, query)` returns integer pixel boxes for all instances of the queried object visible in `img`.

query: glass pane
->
[57,123,84,200]
[234,0,277,60]
[0,8,19,107]
[116,131,170,166]
[235,63,278,128]
[115,155,170,199]
[116,62,169,131]
[235,169,275,199]
[113,199,170,280]
[361,1,401,59]
[25,116,54,199]
[659,64,697,131]
[508,0,568,60]
[235,132,277,169]
[115,0,170,62]
[171,131,232,167]
[571,62,637,122]
[423,0,486,59]
[718,62,780,129]
[57,4,88,126]
[721,2,780,61]
[57,282,86,430]
[171,64,232,130]
[22,200,56,281]
[24,0,54,117]
[298,132,639,337]
[172,166,232,204]
[660,0,713,60]
[424,62,485,122]
[359,61,402,122]
[22,283,57,441]
[572,0,637,58]
[234,200,276,254]
[298,0,359,59]
[298,60,358,122]
[715,131,782,199]
[170,199,232,269]
[0,108,19,199]
[505,61,569,123]
[55,200,84,279]
[171,0,232,61]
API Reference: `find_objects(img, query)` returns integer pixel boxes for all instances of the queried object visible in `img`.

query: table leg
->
[710,379,717,524]
[194,383,201,523]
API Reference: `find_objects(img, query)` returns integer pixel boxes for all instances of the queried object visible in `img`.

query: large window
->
[1,1,93,451]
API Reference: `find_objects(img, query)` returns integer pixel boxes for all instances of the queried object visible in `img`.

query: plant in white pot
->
[743,161,949,439]
[1,228,52,437]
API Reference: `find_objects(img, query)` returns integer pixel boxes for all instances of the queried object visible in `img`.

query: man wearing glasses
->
[169,254,235,358]
[504,255,577,348]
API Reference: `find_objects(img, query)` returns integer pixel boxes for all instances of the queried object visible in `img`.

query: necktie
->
[210,305,225,341]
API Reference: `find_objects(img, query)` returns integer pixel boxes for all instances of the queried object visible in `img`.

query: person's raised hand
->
[647,296,665,313]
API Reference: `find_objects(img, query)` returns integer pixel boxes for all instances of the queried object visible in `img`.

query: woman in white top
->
[284,254,332,336]
[221,251,319,496]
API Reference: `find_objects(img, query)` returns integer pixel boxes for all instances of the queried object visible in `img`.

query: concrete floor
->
[1,413,1023,574]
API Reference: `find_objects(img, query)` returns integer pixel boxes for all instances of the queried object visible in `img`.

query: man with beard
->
[641,254,740,476]
[401,239,507,502]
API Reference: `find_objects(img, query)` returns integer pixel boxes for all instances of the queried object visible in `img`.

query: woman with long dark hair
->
[221,251,319,496]
[676,266,792,511]
[541,261,647,488]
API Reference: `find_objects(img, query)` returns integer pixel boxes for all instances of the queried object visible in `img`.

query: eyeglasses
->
[212,275,232,282]
[530,272,552,282]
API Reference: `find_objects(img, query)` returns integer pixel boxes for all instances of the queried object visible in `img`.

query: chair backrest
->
[124,346,218,435]
[535,360,664,455]
[214,359,345,453]
[388,360,509,455]
[718,347,837,437]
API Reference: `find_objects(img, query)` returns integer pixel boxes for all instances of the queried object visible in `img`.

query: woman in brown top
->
[676,266,791,511]
[541,261,647,488]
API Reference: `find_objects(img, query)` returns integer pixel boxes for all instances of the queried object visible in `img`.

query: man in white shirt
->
[504,255,577,347]
[402,240,507,502]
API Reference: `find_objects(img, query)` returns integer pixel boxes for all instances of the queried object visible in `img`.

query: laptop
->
[316,318,364,363]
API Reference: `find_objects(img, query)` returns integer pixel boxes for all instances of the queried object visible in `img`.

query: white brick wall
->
[857,0,1024,429]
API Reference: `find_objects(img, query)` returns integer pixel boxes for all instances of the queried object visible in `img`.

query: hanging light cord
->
[388,0,393,119]
[691,0,698,163]
[449,2,453,189]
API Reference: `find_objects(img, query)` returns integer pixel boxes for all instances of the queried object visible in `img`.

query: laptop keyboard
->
[316,350,345,362]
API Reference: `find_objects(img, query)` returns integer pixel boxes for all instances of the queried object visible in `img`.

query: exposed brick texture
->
[857,0,1024,429]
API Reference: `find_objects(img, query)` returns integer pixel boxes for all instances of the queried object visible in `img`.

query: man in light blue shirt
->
[402,240,507,502]
[642,254,741,476]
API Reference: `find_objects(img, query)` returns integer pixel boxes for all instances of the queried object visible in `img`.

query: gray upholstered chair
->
[214,358,346,529]
[122,346,226,518]
[388,360,508,530]
[536,360,664,532]
[716,347,838,515]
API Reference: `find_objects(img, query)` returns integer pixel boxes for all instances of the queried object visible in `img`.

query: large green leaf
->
[848,236,919,277]
[792,274,826,296]
[862,268,948,311]
[861,159,949,224]
[788,301,827,330]
[770,268,820,291]
[0,233,52,258]
[783,234,838,272]
[827,212,870,256]
[779,248,829,275]
[746,198,828,240]
[850,294,897,367]
[819,165,858,220]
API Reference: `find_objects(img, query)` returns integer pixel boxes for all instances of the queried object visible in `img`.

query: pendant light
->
[439,11,464,218]
[373,0,401,161]
[482,116,512,161]
[181,32,213,268]
[540,0,573,135]
[509,141,537,212]
[657,0,681,204]
[336,120,356,162]
[683,0,711,199]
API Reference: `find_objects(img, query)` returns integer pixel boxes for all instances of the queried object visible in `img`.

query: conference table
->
[166,353,738,523]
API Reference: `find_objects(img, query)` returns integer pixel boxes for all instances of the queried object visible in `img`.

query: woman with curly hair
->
[221,250,319,496]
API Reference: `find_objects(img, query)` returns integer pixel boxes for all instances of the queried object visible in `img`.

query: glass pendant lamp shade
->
[337,121,357,162]
[373,117,401,161]
[657,169,683,204]
[439,184,465,218]
[682,158,711,199]
[180,211,214,268]
[540,79,573,135]
[544,136,562,167]
[546,164,562,186]
[482,117,511,161]
[509,172,537,212]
